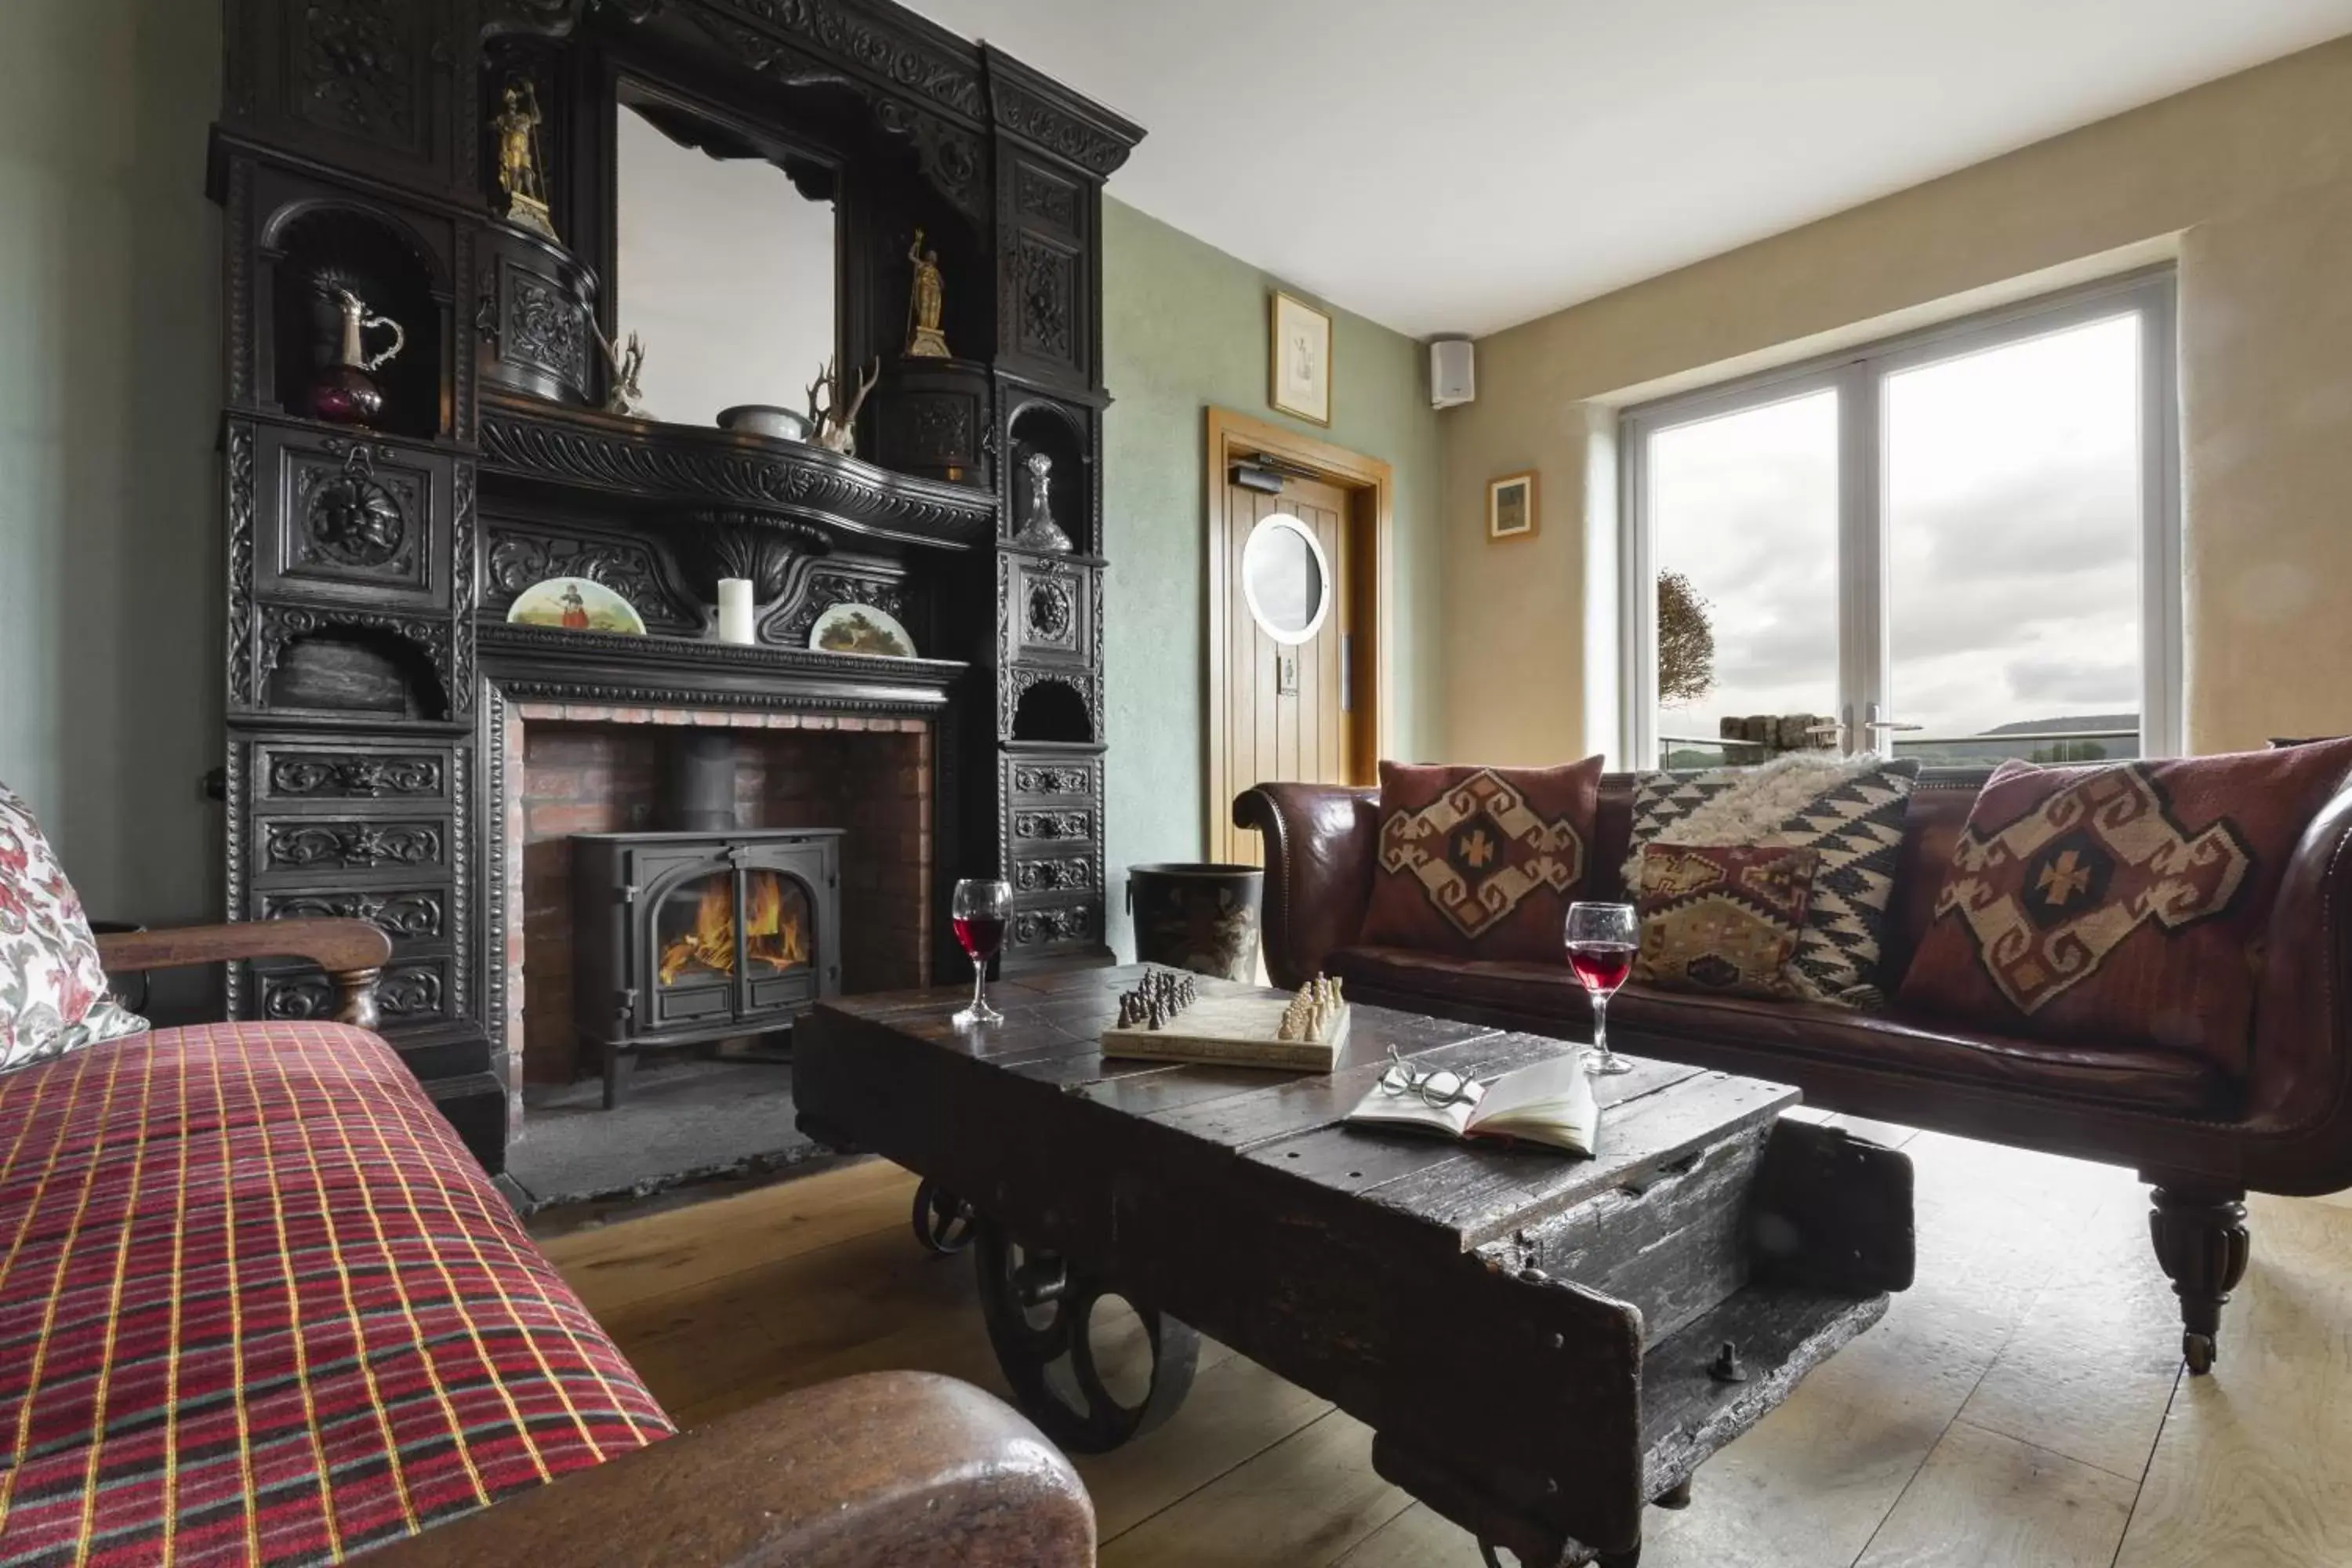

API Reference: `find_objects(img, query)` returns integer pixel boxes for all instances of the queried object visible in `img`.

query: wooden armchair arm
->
[369,1371,1096,1567]
[95,918,391,1031]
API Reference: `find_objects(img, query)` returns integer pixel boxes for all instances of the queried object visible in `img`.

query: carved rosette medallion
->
[302,445,409,569]
[298,0,418,145]
[1026,577,1076,648]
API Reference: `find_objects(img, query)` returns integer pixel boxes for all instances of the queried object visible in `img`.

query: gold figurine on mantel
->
[493,78,561,242]
[903,228,951,358]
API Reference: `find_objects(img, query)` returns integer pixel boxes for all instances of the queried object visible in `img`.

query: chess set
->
[1101,969,1352,1071]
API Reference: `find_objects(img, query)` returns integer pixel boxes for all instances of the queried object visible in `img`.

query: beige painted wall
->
[1443,34,2352,765]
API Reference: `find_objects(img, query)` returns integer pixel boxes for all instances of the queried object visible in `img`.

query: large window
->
[1621,272,2179,770]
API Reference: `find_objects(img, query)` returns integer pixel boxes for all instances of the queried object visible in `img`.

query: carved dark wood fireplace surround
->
[210,0,1143,1170]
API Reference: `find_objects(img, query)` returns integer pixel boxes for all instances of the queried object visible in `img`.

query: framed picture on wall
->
[1488,471,1538,542]
[1270,291,1333,426]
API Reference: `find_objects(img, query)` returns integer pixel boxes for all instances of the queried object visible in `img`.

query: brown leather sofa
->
[1236,766,2352,1375]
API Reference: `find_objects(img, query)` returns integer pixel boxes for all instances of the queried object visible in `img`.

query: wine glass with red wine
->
[1565,902,1639,1077]
[951,878,1014,1028]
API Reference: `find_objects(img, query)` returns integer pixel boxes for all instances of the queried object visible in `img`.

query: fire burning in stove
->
[659,869,808,985]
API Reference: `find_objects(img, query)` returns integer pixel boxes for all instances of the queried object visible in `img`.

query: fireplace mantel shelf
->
[480,622,968,716]
[478,397,1000,554]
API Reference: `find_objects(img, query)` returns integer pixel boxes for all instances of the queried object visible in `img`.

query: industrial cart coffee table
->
[795,969,1913,1567]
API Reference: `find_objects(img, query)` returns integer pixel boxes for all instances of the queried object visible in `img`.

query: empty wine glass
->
[951,878,1013,1028]
[1565,901,1639,1077]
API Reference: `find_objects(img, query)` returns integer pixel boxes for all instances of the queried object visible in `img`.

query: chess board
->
[1101,992,1350,1072]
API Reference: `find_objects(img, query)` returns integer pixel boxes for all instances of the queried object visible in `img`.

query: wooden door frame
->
[1205,406,1393,862]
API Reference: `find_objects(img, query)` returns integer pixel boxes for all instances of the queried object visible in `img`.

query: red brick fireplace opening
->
[503,702,933,1094]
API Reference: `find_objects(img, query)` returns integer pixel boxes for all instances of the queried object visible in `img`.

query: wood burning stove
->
[570,828,842,1106]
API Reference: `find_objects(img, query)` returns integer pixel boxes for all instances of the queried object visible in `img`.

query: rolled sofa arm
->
[1234,782,1380,989]
[368,1371,1096,1567]
[95,918,390,1030]
[2244,785,2352,1189]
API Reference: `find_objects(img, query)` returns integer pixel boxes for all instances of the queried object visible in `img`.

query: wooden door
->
[1219,472,1354,867]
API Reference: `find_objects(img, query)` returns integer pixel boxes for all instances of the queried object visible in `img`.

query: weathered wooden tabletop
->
[794,965,1909,1568]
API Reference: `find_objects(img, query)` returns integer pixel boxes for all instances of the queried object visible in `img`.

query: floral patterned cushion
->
[0,782,148,1071]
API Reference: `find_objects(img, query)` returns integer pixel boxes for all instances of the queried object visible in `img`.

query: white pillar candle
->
[717,578,756,644]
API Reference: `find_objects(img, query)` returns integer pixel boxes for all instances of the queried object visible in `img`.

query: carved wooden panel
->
[1014,233,1079,367]
[1011,808,1093,844]
[258,423,452,610]
[1006,757,1097,800]
[1002,554,1094,666]
[764,564,913,649]
[263,886,448,946]
[491,244,595,405]
[224,0,461,194]
[262,957,451,1022]
[1013,856,1094,895]
[482,519,696,631]
[1014,162,1080,234]
[258,744,452,800]
[254,816,448,877]
[1009,901,1100,952]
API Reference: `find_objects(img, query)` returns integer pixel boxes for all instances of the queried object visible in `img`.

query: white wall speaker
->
[1431,337,1475,410]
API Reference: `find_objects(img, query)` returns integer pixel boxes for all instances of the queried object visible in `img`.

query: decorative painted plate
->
[507,575,648,636]
[809,601,916,659]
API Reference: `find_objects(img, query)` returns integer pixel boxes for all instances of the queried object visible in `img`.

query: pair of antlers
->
[806,356,880,432]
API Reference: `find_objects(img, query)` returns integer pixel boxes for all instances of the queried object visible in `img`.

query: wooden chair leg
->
[2147,1181,2249,1375]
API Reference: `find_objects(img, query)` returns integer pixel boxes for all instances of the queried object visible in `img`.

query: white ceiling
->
[908,0,2352,338]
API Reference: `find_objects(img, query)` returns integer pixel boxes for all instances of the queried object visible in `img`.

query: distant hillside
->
[1982,714,2136,736]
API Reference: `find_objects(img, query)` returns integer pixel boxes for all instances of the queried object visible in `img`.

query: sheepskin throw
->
[1622,753,1920,1008]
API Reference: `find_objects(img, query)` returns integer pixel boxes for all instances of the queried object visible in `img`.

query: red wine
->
[1566,942,1637,994]
[953,915,1007,961]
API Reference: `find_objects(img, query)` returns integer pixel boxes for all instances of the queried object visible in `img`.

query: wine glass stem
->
[1593,994,1610,1062]
[971,961,988,1014]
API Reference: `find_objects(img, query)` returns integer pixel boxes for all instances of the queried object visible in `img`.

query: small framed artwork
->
[1487,471,1538,543]
[1270,290,1333,426]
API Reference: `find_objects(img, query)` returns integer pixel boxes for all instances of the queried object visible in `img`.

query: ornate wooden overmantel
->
[209,0,1144,1170]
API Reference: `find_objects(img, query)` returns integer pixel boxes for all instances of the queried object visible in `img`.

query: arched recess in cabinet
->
[260,201,452,441]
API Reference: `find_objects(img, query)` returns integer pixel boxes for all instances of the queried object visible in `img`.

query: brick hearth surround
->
[503,702,933,1108]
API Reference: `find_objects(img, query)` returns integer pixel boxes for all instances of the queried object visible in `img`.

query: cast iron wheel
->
[2184,1330,2216,1375]
[910,1179,977,1254]
[974,1221,1200,1453]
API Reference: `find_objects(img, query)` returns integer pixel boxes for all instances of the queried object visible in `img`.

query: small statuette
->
[493,77,560,243]
[904,229,952,359]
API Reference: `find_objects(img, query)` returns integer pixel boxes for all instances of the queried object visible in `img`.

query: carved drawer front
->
[258,423,453,609]
[1011,851,1099,899]
[1010,806,1096,848]
[260,884,450,958]
[1008,897,1102,956]
[1003,753,1099,806]
[252,814,450,882]
[1004,554,1096,666]
[256,956,453,1026]
[256,741,456,804]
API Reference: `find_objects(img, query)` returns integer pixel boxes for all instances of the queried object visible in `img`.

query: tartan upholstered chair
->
[0,786,1092,1566]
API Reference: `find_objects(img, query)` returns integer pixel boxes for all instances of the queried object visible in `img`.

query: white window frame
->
[1619,268,2182,768]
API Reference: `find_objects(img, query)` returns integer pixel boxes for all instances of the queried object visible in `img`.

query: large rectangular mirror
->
[613,84,840,430]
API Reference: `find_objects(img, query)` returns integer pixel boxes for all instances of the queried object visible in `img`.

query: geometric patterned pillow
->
[1897,740,2352,1073]
[0,781,149,1072]
[1623,753,1920,1009]
[1633,843,1819,1000]
[1359,757,1604,964]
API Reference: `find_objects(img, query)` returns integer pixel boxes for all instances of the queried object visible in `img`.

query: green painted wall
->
[1100,198,1443,958]
[0,0,221,942]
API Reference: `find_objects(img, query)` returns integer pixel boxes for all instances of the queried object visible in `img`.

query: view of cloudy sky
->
[1652,314,2143,746]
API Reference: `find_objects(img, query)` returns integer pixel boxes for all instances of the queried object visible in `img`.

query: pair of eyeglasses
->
[1377,1047,1479,1109]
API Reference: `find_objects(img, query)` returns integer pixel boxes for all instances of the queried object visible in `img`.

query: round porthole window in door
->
[1240,513,1333,646]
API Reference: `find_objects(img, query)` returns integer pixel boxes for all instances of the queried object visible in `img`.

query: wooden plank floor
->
[539,1117,2352,1567]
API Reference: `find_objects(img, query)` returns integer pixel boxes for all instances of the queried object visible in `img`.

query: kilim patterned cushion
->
[1634,844,1819,1000]
[1622,753,1920,1009]
[1360,759,1603,964]
[0,1022,673,1566]
[1898,739,2352,1072]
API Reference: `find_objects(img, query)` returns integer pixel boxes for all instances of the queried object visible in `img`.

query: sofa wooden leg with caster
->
[2147,1180,2251,1375]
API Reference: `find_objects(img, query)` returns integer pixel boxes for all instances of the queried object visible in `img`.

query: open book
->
[1345,1052,1599,1157]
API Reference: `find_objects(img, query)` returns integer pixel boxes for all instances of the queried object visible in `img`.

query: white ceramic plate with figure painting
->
[507,575,648,635]
[809,601,916,659]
